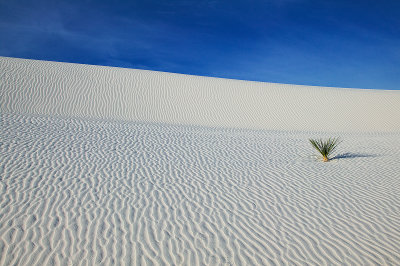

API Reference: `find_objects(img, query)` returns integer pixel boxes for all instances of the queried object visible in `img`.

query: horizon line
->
[2,55,398,91]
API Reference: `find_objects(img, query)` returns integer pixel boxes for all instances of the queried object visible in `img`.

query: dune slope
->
[1,57,400,265]
[1,56,400,132]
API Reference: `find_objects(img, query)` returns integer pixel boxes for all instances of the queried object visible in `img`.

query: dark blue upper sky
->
[1,0,399,89]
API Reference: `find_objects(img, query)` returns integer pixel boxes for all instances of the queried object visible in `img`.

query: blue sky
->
[1,0,399,90]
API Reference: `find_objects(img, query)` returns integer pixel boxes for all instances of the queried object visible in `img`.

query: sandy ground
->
[1,57,400,265]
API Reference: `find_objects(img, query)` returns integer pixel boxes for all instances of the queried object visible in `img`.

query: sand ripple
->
[1,113,400,265]
[1,56,400,132]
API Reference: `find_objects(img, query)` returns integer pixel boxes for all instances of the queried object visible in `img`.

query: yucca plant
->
[309,137,341,162]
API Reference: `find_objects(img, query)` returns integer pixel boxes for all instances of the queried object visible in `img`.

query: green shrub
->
[309,138,341,162]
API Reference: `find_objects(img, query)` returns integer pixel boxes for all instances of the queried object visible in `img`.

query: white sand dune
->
[1,57,400,132]
[1,56,400,265]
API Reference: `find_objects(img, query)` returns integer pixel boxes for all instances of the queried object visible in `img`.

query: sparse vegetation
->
[309,138,341,162]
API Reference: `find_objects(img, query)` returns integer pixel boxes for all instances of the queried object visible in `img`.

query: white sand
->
[1,56,400,265]
[1,57,400,132]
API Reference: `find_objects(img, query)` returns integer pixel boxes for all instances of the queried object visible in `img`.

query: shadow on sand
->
[332,153,378,160]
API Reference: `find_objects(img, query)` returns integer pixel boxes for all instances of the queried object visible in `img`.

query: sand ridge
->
[1,56,400,132]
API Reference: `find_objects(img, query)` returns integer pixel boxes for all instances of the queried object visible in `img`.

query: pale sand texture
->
[1,57,400,265]
[1,57,400,132]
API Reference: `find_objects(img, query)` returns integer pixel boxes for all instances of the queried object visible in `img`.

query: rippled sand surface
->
[1,57,400,265]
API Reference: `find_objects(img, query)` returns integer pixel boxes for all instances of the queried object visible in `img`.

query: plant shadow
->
[332,152,378,160]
